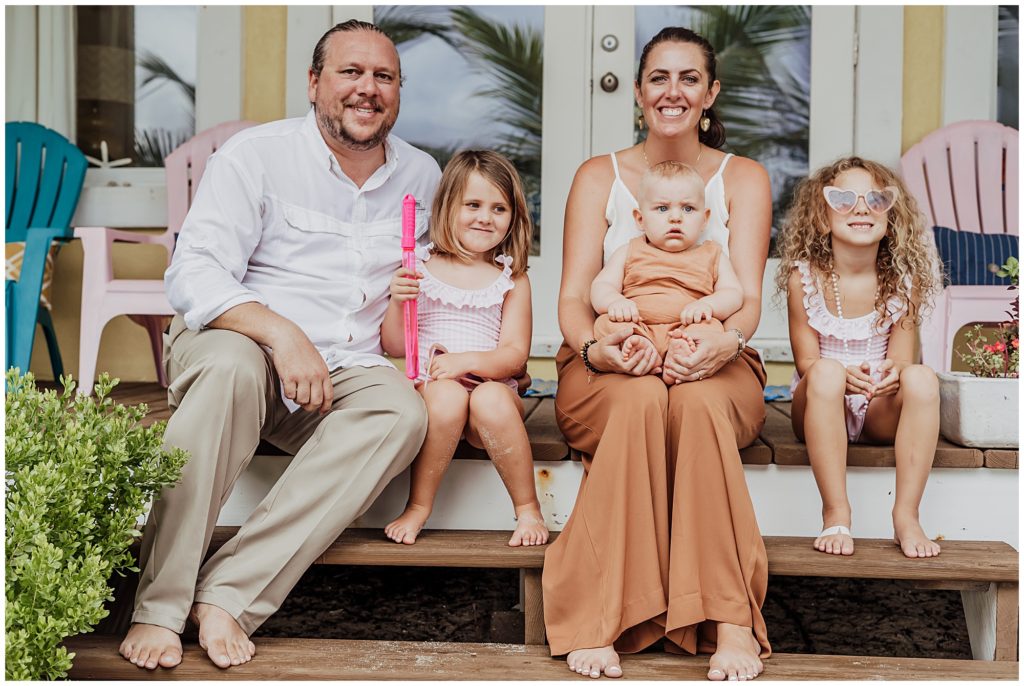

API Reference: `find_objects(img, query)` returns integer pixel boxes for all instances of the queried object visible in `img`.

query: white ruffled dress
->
[789,261,906,442]
[415,245,518,391]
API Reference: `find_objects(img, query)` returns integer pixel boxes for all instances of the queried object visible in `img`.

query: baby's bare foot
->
[119,623,182,670]
[708,623,763,681]
[893,510,941,558]
[385,504,431,545]
[567,645,622,679]
[190,603,255,668]
[622,335,662,372]
[509,504,549,547]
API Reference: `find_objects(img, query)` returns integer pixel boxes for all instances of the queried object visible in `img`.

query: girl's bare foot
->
[893,510,941,558]
[119,623,182,670]
[384,504,431,545]
[567,645,622,679]
[189,603,255,668]
[509,504,549,547]
[813,505,854,555]
[708,623,763,681]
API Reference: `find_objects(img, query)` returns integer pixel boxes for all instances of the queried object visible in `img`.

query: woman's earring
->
[700,110,711,133]
[637,112,646,130]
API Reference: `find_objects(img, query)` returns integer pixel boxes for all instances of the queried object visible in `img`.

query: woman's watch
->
[727,328,746,363]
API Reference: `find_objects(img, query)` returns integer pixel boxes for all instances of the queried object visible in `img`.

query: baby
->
[591,160,743,382]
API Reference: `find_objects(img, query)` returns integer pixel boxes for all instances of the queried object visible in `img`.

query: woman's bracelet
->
[580,338,599,375]
[727,328,746,363]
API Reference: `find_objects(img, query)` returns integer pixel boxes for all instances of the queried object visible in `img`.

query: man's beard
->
[315,100,397,153]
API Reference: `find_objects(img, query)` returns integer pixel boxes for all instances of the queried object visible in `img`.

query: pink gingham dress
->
[789,261,906,442]
[415,245,518,391]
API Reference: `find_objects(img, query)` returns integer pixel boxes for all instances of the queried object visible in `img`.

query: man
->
[118,20,441,670]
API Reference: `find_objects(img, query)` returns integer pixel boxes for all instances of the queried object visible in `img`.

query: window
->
[373,6,544,253]
[75,6,197,167]
[997,5,1018,129]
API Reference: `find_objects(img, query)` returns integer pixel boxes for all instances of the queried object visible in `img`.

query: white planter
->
[938,372,1019,448]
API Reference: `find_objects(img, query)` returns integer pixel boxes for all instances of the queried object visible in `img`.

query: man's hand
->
[680,300,714,325]
[270,323,333,414]
[390,267,421,303]
[607,298,640,323]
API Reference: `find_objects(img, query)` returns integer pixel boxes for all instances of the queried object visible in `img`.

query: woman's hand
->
[661,328,738,383]
[587,329,659,376]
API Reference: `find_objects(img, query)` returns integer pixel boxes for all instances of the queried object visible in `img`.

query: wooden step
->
[204,528,1018,583]
[64,635,1020,680]
[763,403,986,468]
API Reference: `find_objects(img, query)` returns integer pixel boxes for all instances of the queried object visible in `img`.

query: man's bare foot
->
[893,510,941,558]
[384,504,431,545]
[708,623,763,681]
[567,645,622,679]
[509,504,549,547]
[189,603,255,668]
[119,623,182,670]
[622,334,662,373]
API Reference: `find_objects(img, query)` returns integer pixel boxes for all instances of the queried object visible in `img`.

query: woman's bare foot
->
[622,334,663,374]
[384,504,431,545]
[567,645,622,679]
[893,510,941,558]
[509,504,549,547]
[189,602,255,668]
[707,623,763,681]
[119,623,182,670]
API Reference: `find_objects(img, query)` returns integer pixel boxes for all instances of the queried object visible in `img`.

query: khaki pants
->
[132,315,426,635]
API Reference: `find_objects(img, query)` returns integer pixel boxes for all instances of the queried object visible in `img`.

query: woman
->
[542,27,773,681]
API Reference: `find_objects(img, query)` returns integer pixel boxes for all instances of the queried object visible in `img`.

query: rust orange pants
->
[543,342,770,658]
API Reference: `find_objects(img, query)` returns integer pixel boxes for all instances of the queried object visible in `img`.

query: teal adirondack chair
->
[5,122,88,379]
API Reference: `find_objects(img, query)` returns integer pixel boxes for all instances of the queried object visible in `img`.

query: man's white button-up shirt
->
[165,110,442,371]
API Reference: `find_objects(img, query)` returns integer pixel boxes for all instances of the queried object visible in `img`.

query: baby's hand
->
[680,301,714,325]
[390,267,421,302]
[608,298,640,323]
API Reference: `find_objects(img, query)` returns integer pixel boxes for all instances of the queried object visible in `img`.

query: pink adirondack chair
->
[76,120,257,394]
[900,120,1019,373]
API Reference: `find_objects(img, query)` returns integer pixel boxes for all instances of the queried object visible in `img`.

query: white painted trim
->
[332,6,373,24]
[36,6,75,138]
[196,6,243,131]
[853,6,904,168]
[943,5,999,124]
[6,6,38,122]
[809,5,855,169]
[590,6,635,156]
[286,6,333,119]
[530,7,591,359]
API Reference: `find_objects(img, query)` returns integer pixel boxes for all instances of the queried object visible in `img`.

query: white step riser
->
[216,456,1019,549]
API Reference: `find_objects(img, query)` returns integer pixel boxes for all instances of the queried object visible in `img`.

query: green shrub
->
[5,370,188,680]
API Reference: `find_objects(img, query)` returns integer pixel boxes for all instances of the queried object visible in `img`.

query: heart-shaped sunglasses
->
[822,186,898,215]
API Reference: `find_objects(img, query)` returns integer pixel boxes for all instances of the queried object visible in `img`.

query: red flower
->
[994,342,1006,352]
[984,344,995,353]
[1013,338,1019,349]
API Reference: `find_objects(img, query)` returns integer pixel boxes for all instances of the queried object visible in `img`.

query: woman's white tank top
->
[603,151,733,264]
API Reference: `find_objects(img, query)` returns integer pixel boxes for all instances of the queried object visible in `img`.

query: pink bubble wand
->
[401,194,419,380]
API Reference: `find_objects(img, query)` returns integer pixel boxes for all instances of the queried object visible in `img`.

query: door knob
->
[600,72,619,93]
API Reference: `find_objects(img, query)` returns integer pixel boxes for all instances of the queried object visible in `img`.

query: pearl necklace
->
[828,272,852,361]
[642,139,702,169]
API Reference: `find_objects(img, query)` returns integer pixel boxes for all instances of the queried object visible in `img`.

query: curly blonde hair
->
[774,156,943,328]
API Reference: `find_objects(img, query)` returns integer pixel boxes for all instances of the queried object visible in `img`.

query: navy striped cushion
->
[932,226,1019,285]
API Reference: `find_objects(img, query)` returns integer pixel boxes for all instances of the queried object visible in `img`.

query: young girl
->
[380,150,548,548]
[776,156,943,559]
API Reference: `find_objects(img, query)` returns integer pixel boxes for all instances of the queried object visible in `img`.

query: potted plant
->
[937,257,1019,448]
[5,371,188,680]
